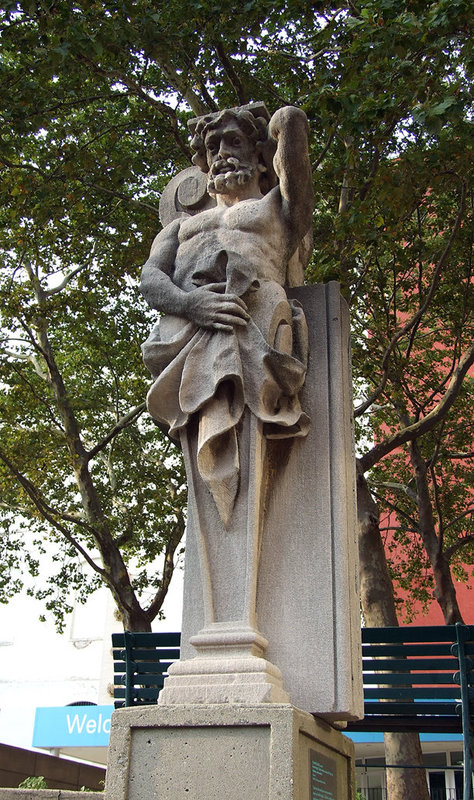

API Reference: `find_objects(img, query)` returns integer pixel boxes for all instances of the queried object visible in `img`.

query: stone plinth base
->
[105,704,355,800]
[158,622,290,705]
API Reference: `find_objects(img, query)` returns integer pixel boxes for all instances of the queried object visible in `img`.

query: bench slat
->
[347,716,462,733]
[118,647,180,661]
[362,643,455,657]
[131,687,164,699]
[118,673,170,687]
[361,626,461,643]
[363,701,459,714]
[128,662,174,675]
[361,657,458,671]
[112,632,181,646]
[362,672,456,685]
[364,687,459,700]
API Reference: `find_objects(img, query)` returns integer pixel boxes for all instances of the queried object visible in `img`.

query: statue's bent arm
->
[269,106,313,253]
[140,219,188,316]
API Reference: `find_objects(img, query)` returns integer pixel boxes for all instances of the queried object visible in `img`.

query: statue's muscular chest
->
[178,198,271,244]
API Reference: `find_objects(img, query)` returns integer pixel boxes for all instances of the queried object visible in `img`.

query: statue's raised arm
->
[269,106,313,257]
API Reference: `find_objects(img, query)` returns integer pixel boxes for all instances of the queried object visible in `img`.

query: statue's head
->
[190,109,276,197]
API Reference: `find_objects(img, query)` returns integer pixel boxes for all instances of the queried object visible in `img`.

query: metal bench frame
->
[345,624,474,800]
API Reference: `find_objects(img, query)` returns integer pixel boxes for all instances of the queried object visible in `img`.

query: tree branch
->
[444,527,474,561]
[8,357,63,428]
[312,126,336,171]
[369,480,418,504]
[0,155,42,173]
[145,516,185,622]
[74,55,193,157]
[44,263,89,296]
[0,446,106,578]
[369,486,419,529]
[214,40,249,106]
[445,450,474,460]
[443,504,474,534]
[154,59,210,117]
[80,181,161,215]
[86,403,147,460]
[360,342,474,473]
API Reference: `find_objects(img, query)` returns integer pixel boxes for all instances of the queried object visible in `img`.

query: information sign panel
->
[309,748,338,800]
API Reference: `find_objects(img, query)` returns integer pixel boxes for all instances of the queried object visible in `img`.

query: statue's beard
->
[207,157,256,196]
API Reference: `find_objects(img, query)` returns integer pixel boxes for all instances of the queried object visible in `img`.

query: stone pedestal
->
[105,704,356,800]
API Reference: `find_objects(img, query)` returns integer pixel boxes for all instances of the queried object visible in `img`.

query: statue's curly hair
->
[190,109,269,173]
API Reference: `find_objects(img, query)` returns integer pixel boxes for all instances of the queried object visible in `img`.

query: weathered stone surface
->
[141,104,313,530]
[141,104,318,705]
[104,704,355,800]
[158,165,215,227]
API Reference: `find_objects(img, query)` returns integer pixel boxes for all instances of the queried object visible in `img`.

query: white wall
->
[0,567,183,754]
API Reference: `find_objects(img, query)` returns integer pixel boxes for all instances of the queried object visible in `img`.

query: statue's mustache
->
[209,157,242,177]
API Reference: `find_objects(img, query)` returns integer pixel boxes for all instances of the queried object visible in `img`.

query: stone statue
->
[138,104,362,715]
[140,104,313,528]
[103,106,361,800]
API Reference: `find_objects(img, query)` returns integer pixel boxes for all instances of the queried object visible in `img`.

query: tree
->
[0,3,191,629]
[1,3,472,793]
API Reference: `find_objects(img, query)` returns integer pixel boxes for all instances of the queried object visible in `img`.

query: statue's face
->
[204,121,260,197]
[205,122,256,171]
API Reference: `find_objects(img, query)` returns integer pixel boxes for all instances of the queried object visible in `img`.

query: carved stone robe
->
[142,246,309,526]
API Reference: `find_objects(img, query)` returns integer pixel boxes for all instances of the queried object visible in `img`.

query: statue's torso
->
[172,188,289,292]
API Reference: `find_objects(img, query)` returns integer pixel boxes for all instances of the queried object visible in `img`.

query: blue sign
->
[33,705,113,748]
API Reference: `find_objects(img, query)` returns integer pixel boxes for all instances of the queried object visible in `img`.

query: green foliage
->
[1,0,472,624]
[18,776,48,789]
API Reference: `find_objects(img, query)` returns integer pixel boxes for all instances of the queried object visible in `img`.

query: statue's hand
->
[186,282,249,332]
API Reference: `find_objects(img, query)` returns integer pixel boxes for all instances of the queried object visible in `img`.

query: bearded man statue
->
[141,105,312,528]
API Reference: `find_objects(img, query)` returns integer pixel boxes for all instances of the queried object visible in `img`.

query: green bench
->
[345,624,474,800]
[113,625,474,727]
[346,624,474,734]
[112,631,181,708]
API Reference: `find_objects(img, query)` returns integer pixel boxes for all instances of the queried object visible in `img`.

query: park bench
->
[345,624,474,800]
[112,631,181,708]
[345,624,474,735]
[113,626,474,728]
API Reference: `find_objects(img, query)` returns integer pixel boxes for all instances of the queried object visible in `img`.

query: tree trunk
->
[120,607,153,632]
[32,302,159,633]
[384,733,429,800]
[432,551,464,624]
[357,462,431,800]
[409,439,464,624]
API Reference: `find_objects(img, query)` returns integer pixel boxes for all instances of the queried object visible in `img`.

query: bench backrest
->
[112,625,474,729]
[112,631,181,708]
[345,624,474,733]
